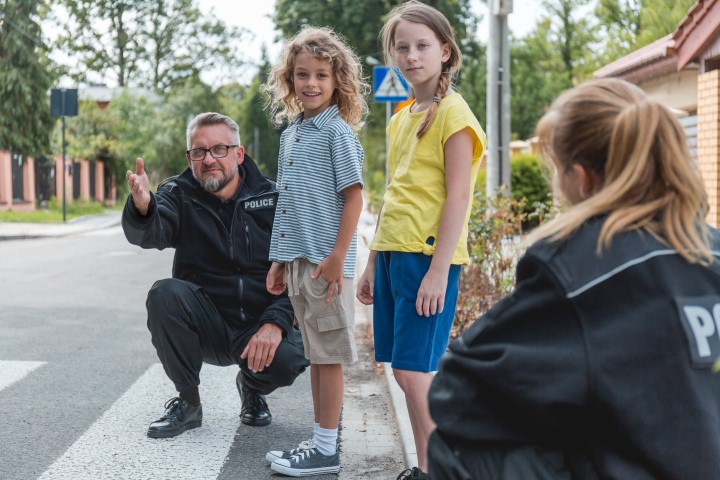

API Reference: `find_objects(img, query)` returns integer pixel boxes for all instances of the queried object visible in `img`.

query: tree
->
[273,0,478,61]
[55,0,247,92]
[540,0,598,83]
[510,21,570,139]
[148,76,223,178]
[595,0,697,61]
[0,0,54,156]
[222,55,283,179]
[54,90,159,194]
[507,0,597,140]
[635,0,696,47]
[57,0,146,88]
[594,0,641,60]
[140,0,247,92]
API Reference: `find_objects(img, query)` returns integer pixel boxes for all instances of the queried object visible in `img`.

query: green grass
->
[0,198,118,223]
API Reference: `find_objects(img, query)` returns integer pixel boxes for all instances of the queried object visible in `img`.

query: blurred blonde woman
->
[428,78,720,479]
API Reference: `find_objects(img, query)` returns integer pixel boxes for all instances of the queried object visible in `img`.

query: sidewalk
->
[0,211,122,240]
[0,208,419,475]
[356,209,418,472]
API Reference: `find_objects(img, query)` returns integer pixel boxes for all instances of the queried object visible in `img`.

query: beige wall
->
[54,156,74,204]
[22,156,36,206]
[0,151,11,210]
[78,159,90,202]
[640,69,699,114]
[94,161,105,202]
[0,152,35,211]
[697,70,720,228]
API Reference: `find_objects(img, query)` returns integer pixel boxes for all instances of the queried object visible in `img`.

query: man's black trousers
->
[146,278,309,396]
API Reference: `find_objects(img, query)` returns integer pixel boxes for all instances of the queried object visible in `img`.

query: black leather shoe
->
[147,397,202,438]
[236,372,272,426]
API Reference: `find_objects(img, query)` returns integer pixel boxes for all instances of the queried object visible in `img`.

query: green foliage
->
[457,42,486,127]
[508,1,596,140]
[635,0,697,47]
[148,77,223,179]
[52,90,159,195]
[226,58,283,179]
[454,187,556,337]
[594,0,696,61]
[0,0,54,156]
[476,153,552,226]
[55,0,247,91]
[541,0,598,81]
[511,0,697,142]
[0,197,109,223]
[510,153,552,226]
[510,25,571,139]
[453,190,527,337]
[359,107,388,212]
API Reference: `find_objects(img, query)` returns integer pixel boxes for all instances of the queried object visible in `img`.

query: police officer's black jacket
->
[429,215,720,479]
[122,155,294,337]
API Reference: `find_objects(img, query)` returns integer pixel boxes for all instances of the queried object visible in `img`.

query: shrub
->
[453,188,556,338]
[476,153,551,229]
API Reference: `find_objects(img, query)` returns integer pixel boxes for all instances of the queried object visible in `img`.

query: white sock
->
[313,422,320,436]
[313,426,338,455]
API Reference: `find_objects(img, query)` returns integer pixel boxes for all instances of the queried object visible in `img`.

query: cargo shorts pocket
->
[315,311,351,354]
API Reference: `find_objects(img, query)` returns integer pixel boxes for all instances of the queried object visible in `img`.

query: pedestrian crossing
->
[37,364,240,480]
[0,360,46,392]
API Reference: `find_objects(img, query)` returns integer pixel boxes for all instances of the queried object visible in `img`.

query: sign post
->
[372,66,410,181]
[50,88,78,223]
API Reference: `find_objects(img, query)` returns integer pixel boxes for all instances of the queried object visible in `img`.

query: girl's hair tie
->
[432,96,441,103]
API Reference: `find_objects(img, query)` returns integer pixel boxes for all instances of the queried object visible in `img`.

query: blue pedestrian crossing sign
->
[373,66,410,102]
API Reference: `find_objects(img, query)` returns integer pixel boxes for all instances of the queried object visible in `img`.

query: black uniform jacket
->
[429,216,720,479]
[122,155,294,337]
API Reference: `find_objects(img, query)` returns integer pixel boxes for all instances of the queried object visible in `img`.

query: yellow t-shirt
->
[370,93,486,265]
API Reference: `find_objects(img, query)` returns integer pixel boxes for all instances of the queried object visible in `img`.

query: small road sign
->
[373,66,410,102]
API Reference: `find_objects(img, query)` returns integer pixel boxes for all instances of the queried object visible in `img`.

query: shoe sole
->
[241,416,272,427]
[270,462,341,477]
[146,420,202,438]
[265,452,283,465]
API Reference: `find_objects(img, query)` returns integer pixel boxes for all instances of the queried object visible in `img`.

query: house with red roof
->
[595,0,720,225]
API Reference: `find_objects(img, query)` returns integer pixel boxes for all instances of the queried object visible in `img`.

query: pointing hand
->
[126,157,151,216]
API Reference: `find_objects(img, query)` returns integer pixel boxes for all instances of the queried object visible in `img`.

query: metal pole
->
[486,0,512,197]
[62,115,66,223]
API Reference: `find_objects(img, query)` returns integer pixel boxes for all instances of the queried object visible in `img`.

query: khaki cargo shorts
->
[285,259,358,364]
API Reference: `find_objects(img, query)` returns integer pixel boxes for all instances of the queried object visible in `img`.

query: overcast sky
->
[199,0,545,82]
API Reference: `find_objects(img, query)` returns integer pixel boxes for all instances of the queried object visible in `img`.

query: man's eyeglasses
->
[186,144,238,161]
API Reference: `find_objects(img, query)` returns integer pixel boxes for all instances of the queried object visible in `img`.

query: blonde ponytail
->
[527,78,712,265]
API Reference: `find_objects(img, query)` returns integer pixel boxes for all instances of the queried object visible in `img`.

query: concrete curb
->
[356,207,417,472]
[359,302,418,471]
[383,364,417,470]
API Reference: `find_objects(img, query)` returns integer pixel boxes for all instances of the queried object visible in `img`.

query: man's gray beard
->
[194,164,238,193]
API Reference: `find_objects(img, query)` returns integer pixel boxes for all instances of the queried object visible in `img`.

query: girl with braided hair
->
[356,2,486,478]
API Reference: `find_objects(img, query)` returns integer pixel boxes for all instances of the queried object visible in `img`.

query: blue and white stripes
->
[269,105,364,278]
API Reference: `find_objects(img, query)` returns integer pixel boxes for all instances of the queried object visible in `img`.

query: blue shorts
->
[373,251,461,372]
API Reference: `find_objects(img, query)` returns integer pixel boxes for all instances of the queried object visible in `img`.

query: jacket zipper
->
[244,221,252,262]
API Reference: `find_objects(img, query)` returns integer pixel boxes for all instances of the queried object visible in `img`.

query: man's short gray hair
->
[186,112,241,149]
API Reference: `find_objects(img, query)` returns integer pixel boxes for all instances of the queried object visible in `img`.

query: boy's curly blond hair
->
[263,26,369,131]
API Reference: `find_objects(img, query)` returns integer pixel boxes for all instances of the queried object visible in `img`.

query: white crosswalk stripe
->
[0,360,46,392]
[38,363,240,480]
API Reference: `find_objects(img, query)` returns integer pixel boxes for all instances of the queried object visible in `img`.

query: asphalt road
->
[0,225,403,480]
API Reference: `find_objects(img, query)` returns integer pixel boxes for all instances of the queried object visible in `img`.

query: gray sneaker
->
[265,439,314,465]
[270,446,340,477]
